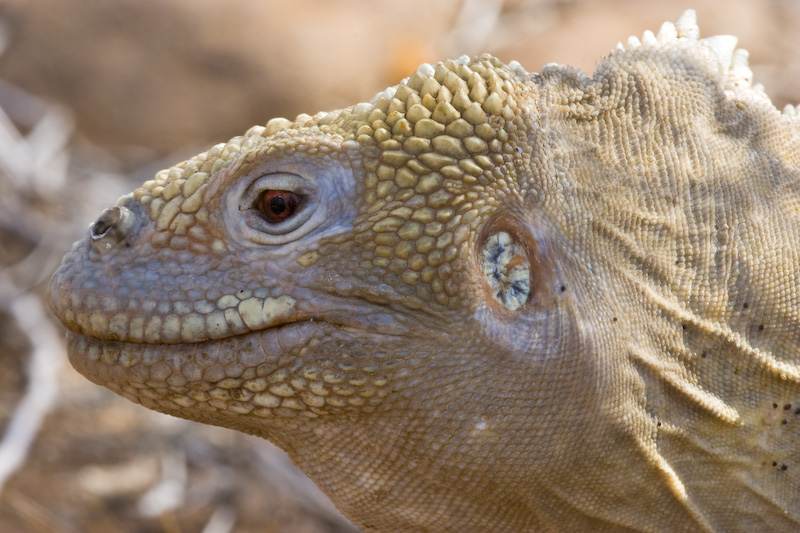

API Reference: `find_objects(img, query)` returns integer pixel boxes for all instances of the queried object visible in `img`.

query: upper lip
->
[63,312,415,348]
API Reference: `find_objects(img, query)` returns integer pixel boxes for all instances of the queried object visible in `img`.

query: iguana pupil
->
[270,196,285,213]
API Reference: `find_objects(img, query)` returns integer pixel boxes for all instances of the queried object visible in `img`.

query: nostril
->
[90,206,136,255]
[91,207,121,238]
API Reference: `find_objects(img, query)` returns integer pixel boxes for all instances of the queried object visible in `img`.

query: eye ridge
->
[257,190,301,223]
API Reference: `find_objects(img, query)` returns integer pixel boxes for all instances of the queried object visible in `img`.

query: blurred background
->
[0,0,797,531]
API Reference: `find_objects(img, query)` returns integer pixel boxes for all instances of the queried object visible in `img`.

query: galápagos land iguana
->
[49,10,800,532]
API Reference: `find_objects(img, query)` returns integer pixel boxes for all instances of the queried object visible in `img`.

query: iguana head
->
[51,53,567,417]
[50,10,800,532]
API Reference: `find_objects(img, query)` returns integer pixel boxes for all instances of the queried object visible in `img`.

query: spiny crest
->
[608,9,795,113]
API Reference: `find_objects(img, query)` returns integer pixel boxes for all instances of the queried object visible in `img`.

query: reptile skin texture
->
[49,11,800,532]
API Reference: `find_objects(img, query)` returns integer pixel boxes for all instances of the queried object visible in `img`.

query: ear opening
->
[475,214,557,314]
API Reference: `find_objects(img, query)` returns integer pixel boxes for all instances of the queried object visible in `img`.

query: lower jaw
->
[64,319,393,428]
[64,320,328,413]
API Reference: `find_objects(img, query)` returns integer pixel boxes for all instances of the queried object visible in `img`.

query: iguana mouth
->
[64,312,406,361]
[64,319,328,379]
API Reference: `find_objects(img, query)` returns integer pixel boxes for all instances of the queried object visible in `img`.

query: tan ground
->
[0,1,797,531]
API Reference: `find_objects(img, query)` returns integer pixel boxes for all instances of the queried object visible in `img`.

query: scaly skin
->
[50,11,800,531]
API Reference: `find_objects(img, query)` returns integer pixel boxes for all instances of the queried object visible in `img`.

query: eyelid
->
[237,172,322,244]
[242,173,311,205]
[225,157,356,249]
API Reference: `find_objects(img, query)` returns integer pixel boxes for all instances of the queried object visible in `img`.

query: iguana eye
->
[229,161,356,247]
[235,172,319,242]
[257,190,301,223]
